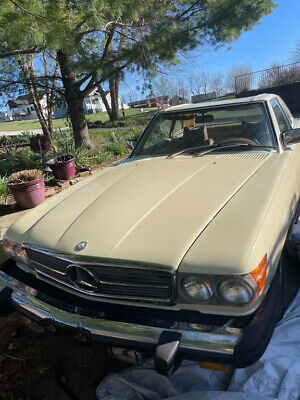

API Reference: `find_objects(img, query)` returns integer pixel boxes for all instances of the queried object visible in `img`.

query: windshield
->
[133,103,276,157]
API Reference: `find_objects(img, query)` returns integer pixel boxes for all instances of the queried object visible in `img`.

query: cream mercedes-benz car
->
[2,94,300,375]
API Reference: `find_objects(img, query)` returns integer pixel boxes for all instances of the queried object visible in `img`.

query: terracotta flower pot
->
[47,155,76,180]
[8,177,45,209]
[30,135,51,153]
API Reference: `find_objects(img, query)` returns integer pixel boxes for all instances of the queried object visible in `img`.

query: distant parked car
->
[2,94,300,375]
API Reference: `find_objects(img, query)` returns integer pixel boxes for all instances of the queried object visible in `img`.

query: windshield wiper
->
[169,144,218,158]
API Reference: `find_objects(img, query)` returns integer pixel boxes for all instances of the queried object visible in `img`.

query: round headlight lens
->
[219,278,254,306]
[182,277,213,302]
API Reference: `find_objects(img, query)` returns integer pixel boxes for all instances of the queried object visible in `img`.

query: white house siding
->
[6,94,49,121]
[83,92,122,114]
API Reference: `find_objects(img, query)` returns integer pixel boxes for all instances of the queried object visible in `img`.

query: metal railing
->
[235,62,300,93]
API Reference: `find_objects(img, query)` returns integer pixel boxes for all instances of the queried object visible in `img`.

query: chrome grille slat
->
[25,246,175,304]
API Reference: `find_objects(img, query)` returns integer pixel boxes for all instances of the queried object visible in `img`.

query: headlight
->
[3,239,30,264]
[182,276,213,302]
[218,278,254,306]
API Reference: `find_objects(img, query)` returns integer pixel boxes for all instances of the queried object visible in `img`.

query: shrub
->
[51,128,75,155]
[0,176,10,196]
[103,141,126,156]
[9,169,43,183]
[14,148,40,169]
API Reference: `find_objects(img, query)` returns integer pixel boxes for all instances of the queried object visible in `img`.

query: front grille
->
[26,247,175,304]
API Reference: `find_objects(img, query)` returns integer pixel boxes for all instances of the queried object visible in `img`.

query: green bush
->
[14,148,40,169]
[51,128,75,156]
[103,141,126,156]
[0,176,10,196]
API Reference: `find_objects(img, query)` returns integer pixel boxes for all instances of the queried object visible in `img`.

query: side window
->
[270,99,290,134]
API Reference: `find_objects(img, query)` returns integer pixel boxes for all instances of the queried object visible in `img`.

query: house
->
[6,93,48,121]
[54,88,128,119]
[0,110,9,121]
[191,92,217,103]
[169,95,189,106]
[128,96,169,109]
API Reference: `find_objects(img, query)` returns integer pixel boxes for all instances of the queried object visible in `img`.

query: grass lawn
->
[0,108,156,132]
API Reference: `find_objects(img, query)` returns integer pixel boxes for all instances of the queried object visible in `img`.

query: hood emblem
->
[66,265,99,292]
[74,241,88,252]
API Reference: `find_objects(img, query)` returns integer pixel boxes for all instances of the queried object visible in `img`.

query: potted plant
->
[30,134,51,153]
[8,169,45,209]
[47,155,76,180]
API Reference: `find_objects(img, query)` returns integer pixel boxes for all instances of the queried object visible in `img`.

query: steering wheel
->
[219,137,258,146]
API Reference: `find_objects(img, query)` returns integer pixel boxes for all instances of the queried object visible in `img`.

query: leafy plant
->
[51,128,75,156]
[103,142,126,156]
[0,176,10,196]
[14,148,40,169]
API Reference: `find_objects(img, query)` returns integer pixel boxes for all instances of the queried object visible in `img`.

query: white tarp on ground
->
[97,289,300,400]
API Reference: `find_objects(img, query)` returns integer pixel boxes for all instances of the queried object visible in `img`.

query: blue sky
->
[120,0,300,99]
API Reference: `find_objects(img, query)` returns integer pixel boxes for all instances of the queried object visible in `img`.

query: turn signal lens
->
[3,239,15,258]
[3,239,30,264]
[250,254,267,293]
[14,245,30,265]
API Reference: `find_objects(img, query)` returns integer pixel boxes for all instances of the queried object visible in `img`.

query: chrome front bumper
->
[0,270,241,358]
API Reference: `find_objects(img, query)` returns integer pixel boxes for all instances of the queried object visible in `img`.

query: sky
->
[120,0,300,100]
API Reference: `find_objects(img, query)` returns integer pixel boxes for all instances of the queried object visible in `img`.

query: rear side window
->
[270,99,290,134]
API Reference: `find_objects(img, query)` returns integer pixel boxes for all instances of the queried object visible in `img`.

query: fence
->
[235,62,300,93]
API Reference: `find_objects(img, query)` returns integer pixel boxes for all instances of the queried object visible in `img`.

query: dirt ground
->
[0,312,110,400]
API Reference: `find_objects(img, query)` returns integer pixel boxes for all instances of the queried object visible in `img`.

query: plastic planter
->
[8,177,45,209]
[30,135,51,153]
[47,155,76,180]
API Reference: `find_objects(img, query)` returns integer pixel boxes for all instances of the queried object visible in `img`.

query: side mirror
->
[128,140,137,150]
[282,128,300,146]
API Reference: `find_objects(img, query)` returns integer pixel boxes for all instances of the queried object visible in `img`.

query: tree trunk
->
[57,49,93,149]
[109,76,120,121]
[98,84,113,120]
[48,60,60,137]
[19,56,51,140]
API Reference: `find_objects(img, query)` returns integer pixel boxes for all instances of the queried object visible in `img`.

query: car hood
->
[10,153,271,268]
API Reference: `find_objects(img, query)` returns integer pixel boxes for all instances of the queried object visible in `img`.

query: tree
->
[0,0,276,148]
[259,62,300,89]
[291,41,300,62]
[210,73,224,97]
[226,65,253,93]
[0,51,60,140]
[18,53,59,139]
